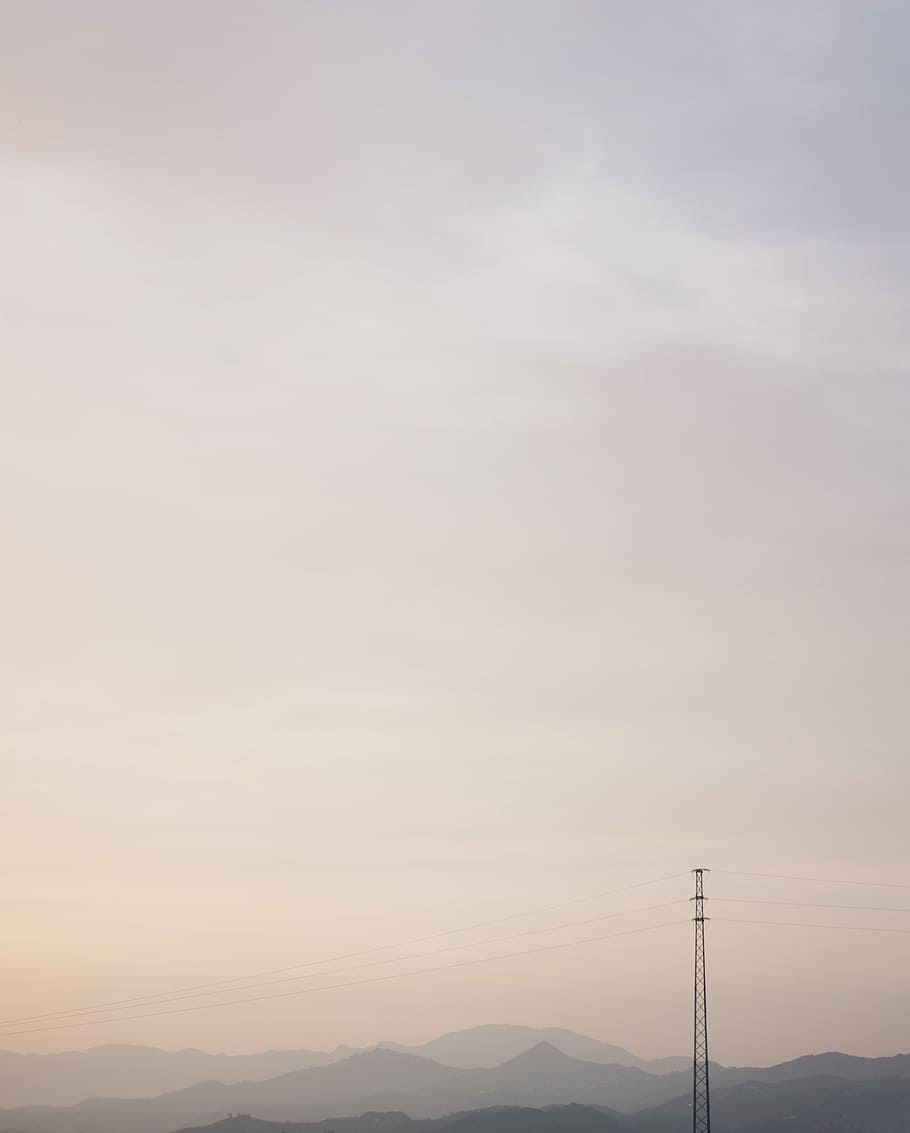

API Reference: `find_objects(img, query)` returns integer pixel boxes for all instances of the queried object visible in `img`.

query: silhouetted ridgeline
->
[0,1036,909,1133]
[0,1046,338,1109]
[176,1082,910,1133]
[0,1027,686,1109]
[177,1105,628,1133]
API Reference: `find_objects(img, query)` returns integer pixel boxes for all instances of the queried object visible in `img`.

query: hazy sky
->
[1,1,908,1066]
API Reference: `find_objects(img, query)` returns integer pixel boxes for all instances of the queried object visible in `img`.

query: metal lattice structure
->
[692,868,711,1133]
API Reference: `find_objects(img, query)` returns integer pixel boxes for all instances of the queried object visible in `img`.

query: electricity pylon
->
[692,868,710,1133]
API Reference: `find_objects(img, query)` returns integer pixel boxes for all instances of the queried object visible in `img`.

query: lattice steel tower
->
[692,868,711,1133]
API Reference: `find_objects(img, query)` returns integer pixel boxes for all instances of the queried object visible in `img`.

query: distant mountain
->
[398,1044,687,1116]
[691,1050,910,1096]
[0,1046,679,1133]
[0,1028,687,1110]
[0,1050,459,1133]
[631,1074,910,1133]
[0,1046,340,1109]
[176,1078,910,1133]
[3,1037,909,1133]
[176,1104,628,1133]
[377,1026,687,1074]
[729,1050,910,1083]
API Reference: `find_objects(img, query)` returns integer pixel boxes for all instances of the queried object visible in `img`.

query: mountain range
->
[174,1078,910,1133]
[0,1032,908,1133]
[0,1046,337,1110]
[375,1026,688,1074]
[0,1027,684,1109]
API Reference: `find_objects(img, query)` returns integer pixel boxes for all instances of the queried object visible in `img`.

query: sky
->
[1,0,909,1066]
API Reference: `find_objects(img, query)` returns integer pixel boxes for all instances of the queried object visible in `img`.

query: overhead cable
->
[0,897,687,1029]
[0,869,688,1028]
[712,898,910,914]
[1,918,689,1037]
[713,916,910,934]
[712,869,910,890]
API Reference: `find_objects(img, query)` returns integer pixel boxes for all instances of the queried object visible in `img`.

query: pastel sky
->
[1,1,908,1065]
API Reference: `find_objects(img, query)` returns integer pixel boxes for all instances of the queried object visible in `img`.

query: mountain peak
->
[505,1042,576,1067]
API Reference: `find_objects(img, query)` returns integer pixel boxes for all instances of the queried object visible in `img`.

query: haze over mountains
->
[176,1082,910,1133]
[0,1047,337,1110]
[1,1027,908,1133]
[375,1026,688,1073]
[0,1027,684,1109]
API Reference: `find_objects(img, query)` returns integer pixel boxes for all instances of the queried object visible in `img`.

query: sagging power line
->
[712,869,910,890]
[0,869,688,1030]
[712,898,910,914]
[713,917,910,934]
[0,918,688,1037]
[0,897,688,1029]
[6,865,907,1053]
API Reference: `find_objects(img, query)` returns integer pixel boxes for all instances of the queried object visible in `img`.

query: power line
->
[0,870,688,1028]
[713,917,910,935]
[713,898,910,914]
[0,897,687,1029]
[1,918,689,1037]
[712,870,910,890]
